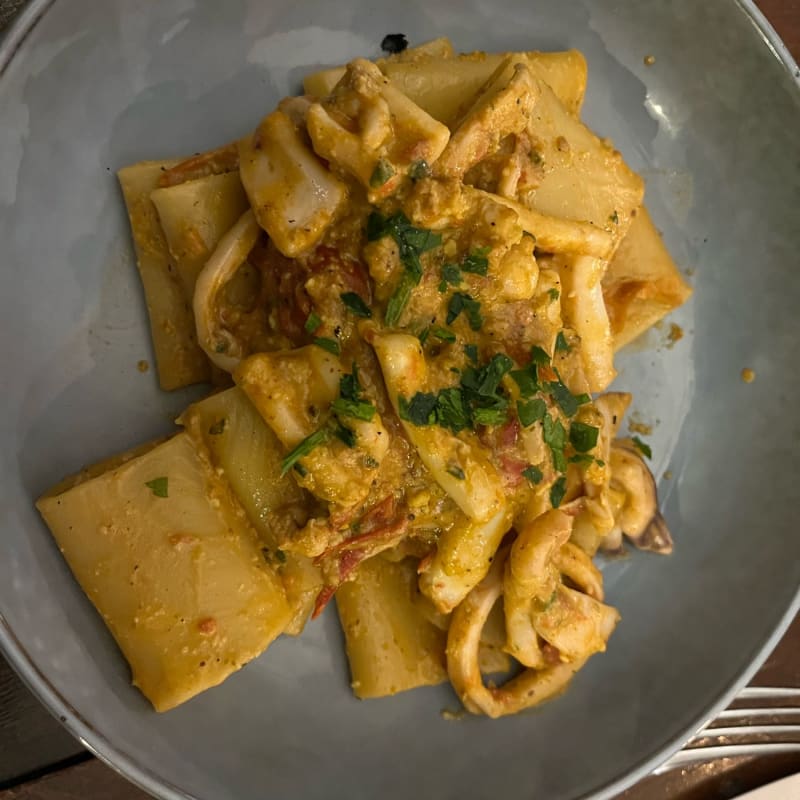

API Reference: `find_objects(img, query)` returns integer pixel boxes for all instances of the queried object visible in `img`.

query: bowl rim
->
[1,1,798,798]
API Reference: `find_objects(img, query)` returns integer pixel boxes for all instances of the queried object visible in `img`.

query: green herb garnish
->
[522,465,543,485]
[313,336,340,356]
[435,387,471,432]
[447,465,466,480]
[610,210,619,225]
[631,436,652,459]
[517,397,547,427]
[446,292,483,330]
[331,397,375,421]
[543,414,567,472]
[398,392,439,426]
[461,246,491,276]
[333,423,357,448]
[144,477,168,498]
[569,422,599,453]
[370,158,395,188]
[464,343,479,364]
[432,327,456,343]
[548,288,560,302]
[304,311,322,334]
[555,331,571,353]
[546,379,579,417]
[280,429,330,475]
[510,365,539,398]
[550,475,567,508]
[530,345,551,366]
[439,262,462,293]
[340,292,372,318]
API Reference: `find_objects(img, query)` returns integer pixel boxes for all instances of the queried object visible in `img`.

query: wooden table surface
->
[1,1,798,798]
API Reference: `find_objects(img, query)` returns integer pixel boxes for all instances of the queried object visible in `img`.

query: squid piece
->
[466,188,615,260]
[447,548,618,718]
[436,59,541,180]
[503,510,572,668]
[193,209,261,372]
[418,507,512,614]
[239,109,347,257]
[306,59,450,201]
[558,255,616,392]
[608,442,673,554]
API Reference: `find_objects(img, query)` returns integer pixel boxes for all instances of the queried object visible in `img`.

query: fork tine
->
[657,743,800,773]
[735,687,800,700]
[691,724,800,739]
[716,706,800,719]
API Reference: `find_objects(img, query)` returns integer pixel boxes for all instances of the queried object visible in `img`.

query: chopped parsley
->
[398,392,438,426]
[333,423,357,448]
[569,422,599,453]
[555,331,571,352]
[312,336,340,356]
[548,288,560,302]
[144,477,168,498]
[517,397,547,427]
[460,246,491,276]
[439,262,462,293]
[522,465,543,485]
[631,436,652,459]
[446,292,483,331]
[368,211,442,325]
[550,475,567,508]
[332,367,376,421]
[569,453,595,465]
[510,365,539,398]
[280,429,330,475]
[543,414,567,472]
[304,311,322,334]
[530,345,551,366]
[464,343,479,364]
[340,292,372,318]
[369,158,395,188]
[610,210,619,225]
[432,327,456,343]
[447,465,466,480]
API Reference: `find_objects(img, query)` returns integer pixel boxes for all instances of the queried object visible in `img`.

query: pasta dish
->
[36,37,691,717]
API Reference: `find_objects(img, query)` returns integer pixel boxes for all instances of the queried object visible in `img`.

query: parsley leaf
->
[548,288,560,302]
[398,393,438,426]
[313,336,340,356]
[339,367,361,401]
[543,414,567,472]
[369,158,395,188]
[555,331,571,352]
[435,387,470,433]
[569,422,599,453]
[631,436,652,459]
[340,292,372,318]
[464,343,479,364]
[550,475,567,508]
[333,422,357,447]
[447,465,466,480]
[569,453,595,465]
[461,246,491,276]
[280,429,330,475]
[385,272,416,326]
[547,380,579,417]
[517,397,547,427]
[331,398,375,422]
[510,365,539,398]
[432,327,456,343]
[439,262,462,293]
[304,311,322,334]
[472,401,508,427]
[145,477,168,498]
[522,465,543,485]
[446,292,483,331]
[530,345,551,366]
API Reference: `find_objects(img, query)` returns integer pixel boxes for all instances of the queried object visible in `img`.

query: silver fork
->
[657,687,800,772]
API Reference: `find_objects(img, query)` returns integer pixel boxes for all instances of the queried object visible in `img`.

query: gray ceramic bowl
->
[1,1,799,798]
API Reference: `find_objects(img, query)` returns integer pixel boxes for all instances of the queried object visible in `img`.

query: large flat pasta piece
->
[336,556,447,699]
[522,81,644,253]
[118,162,211,390]
[36,432,291,711]
[180,387,322,636]
[304,50,587,128]
[150,172,249,300]
[603,207,693,350]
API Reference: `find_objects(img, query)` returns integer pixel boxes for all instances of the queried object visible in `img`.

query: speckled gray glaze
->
[0,2,798,798]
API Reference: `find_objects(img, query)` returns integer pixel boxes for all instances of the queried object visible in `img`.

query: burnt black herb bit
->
[380,33,408,54]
